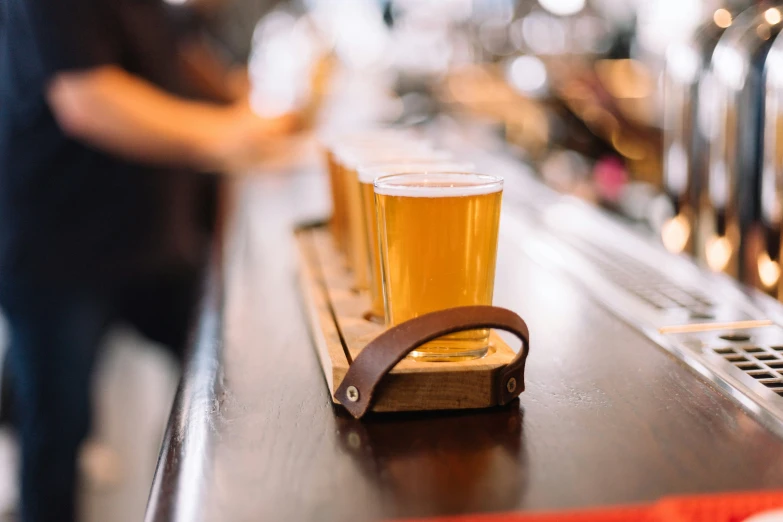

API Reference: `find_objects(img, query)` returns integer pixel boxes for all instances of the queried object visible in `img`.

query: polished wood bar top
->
[145,164,783,522]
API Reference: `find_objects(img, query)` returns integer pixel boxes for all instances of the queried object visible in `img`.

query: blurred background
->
[234,0,783,312]
[3,0,783,519]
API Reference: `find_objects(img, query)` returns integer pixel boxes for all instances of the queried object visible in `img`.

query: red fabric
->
[397,491,783,522]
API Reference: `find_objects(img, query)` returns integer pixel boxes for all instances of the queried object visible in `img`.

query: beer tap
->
[696,5,782,285]
[662,12,731,257]
[756,16,783,298]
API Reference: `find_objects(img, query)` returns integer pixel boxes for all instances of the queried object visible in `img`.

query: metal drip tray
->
[663,326,783,430]
[556,234,714,314]
[501,203,760,328]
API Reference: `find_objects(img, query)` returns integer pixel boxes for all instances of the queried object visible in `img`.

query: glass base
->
[409,345,488,362]
[405,330,491,362]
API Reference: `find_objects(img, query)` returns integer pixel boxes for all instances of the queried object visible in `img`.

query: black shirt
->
[0,0,213,288]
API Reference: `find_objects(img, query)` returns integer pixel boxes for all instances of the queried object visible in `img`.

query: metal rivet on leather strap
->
[346,386,360,402]
[506,378,517,393]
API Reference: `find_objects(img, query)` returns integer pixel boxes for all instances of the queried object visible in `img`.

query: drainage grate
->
[713,345,783,378]
[557,234,714,313]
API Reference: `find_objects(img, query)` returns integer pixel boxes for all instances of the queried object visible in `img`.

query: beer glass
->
[322,147,346,252]
[375,172,503,360]
[321,129,418,257]
[335,142,436,289]
[358,160,476,323]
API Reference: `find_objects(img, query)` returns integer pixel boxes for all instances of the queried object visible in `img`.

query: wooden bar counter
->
[144,152,783,522]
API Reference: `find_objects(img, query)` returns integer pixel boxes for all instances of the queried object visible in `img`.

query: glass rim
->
[358,160,476,183]
[373,171,503,198]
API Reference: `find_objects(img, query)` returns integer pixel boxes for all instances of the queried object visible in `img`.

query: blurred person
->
[0,0,298,520]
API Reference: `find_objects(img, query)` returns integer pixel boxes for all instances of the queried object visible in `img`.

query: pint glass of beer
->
[375,172,503,360]
[321,129,419,258]
[322,147,346,252]
[335,142,436,290]
[358,161,476,323]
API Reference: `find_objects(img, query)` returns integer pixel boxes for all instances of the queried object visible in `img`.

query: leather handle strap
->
[335,305,530,419]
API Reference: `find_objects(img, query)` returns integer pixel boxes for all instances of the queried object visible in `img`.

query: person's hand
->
[204,102,301,174]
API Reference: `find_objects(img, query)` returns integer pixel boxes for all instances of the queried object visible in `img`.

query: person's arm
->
[47,65,292,173]
[178,36,251,104]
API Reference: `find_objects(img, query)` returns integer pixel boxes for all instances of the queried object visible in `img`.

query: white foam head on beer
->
[374,172,504,198]
[358,160,476,184]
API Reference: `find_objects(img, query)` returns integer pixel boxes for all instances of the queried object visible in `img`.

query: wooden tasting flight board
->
[296,225,518,413]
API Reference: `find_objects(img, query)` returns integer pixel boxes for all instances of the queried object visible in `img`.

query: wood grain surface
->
[146,167,783,522]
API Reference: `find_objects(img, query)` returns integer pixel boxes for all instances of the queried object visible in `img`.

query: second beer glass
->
[375,172,503,360]
[335,142,435,289]
[358,160,476,323]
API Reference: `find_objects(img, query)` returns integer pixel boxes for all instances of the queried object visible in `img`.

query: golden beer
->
[336,142,435,290]
[323,149,346,253]
[358,161,476,323]
[375,172,503,360]
[343,161,370,288]
[323,129,418,260]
